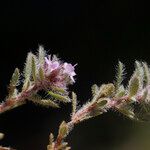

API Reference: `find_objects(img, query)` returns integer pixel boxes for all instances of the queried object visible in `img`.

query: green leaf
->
[58,121,68,138]
[91,84,99,97]
[10,68,20,87]
[96,99,108,107]
[8,68,20,97]
[57,142,69,150]
[135,61,144,88]
[11,88,18,97]
[141,89,148,102]
[22,80,30,91]
[51,86,67,94]
[40,99,59,108]
[117,107,137,120]
[134,102,150,121]
[31,56,37,81]
[48,91,70,103]
[115,85,126,98]
[39,67,45,81]
[99,83,115,98]
[115,61,125,91]
[24,52,33,82]
[72,92,77,114]
[38,45,46,66]
[29,94,59,108]
[142,62,150,86]
[128,74,140,97]
[49,133,54,145]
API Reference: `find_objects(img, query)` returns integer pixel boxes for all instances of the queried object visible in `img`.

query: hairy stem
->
[0,81,44,114]
[50,90,146,150]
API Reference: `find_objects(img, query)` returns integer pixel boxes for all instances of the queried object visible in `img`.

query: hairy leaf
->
[91,84,99,97]
[49,133,54,145]
[141,89,148,102]
[8,68,20,97]
[135,61,144,88]
[29,94,59,108]
[135,102,150,121]
[128,74,140,97]
[10,68,20,87]
[31,56,37,81]
[143,62,150,86]
[48,91,70,103]
[115,85,126,98]
[99,83,115,98]
[58,121,68,138]
[39,67,45,80]
[51,86,67,94]
[72,92,77,114]
[38,45,46,66]
[24,52,33,82]
[96,99,108,108]
[117,107,137,120]
[115,61,125,91]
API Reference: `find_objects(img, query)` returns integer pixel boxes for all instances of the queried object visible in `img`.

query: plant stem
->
[0,82,43,114]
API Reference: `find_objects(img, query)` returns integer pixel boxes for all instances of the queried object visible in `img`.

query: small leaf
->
[115,85,126,98]
[31,56,37,81]
[24,52,33,82]
[57,142,68,150]
[88,108,104,119]
[99,83,115,98]
[117,107,137,120]
[10,68,20,87]
[115,61,125,91]
[39,67,45,81]
[142,62,150,86]
[72,92,77,114]
[38,45,46,66]
[47,135,54,150]
[8,68,20,97]
[135,61,144,88]
[91,84,99,97]
[141,89,148,102]
[49,133,54,145]
[128,74,140,97]
[134,103,150,121]
[40,100,59,108]
[22,80,30,91]
[58,121,68,138]
[29,95,59,108]
[11,88,18,98]
[51,86,67,94]
[96,99,108,107]
[48,91,70,103]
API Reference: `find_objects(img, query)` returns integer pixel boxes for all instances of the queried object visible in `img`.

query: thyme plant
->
[1,46,150,150]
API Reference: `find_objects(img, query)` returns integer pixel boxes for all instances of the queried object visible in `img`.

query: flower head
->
[44,55,76,89]
[45,56,60,76]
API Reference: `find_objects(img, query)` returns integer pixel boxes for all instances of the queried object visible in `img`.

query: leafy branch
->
[0,46,76,149]
[47,61,150,150]
[0,46,75,114]
[1,47,150,150]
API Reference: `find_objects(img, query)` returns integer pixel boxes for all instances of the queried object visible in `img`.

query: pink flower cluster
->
[44,55,76,89]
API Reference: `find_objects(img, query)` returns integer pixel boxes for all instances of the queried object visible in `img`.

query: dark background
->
[0,0,150,150]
